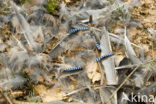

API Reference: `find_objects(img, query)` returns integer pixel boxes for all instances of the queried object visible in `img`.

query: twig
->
[105,59,156,104]
[12,99,48,104]
[115,64,138,70]
[95,49,104,85]
[49,33,70,55]
[0,88,13,104]
[65,87,88,96]
[105,64,142,104]
[13,99,95,104]
[91,27,142,49]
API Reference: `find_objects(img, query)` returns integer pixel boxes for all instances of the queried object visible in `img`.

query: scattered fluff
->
[0,0,152,103]
[0,74,26,91]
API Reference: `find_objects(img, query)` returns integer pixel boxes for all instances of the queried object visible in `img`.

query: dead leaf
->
[11,91,24,98]
[129,27,138,36]
[86,62,101,83]
[142,44,149,52]
[34,85,66,102]
[92,72,101,83]
[144,0,154,4]
[114,54,125,66]
[65,0,71,3]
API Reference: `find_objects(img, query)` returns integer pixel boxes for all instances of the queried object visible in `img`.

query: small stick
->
[13,99,94,104]
[94,49,104,85]
[91,27,143,49]
[95,49,105,104]
[115,64,138,70]
[12,99,48,104]
[0,88,13,104]
[105,64,142,104]
[65,87,88,96]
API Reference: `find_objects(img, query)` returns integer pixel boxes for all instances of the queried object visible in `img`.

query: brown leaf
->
[34,85,66,102]
[114,54,125,66]
[86,62,101,83]
[65,0,71,3]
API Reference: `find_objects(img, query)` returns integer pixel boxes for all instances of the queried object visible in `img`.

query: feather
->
[10,1,40,50]
[147,27,156,41]
[0,74,26,91]
[8,47,29,72]
[0,43,7,52]
[100,27,118,85]
[64,66,83,72]
[124,27,142,64]
[85,0,110,9]
[99,86,117,104]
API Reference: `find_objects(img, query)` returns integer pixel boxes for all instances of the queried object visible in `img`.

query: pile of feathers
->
[0,0,155,104]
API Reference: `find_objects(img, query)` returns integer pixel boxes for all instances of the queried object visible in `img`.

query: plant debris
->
[0,0,156,104]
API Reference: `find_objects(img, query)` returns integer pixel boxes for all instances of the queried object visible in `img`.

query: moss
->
[108,0,113,4]
[113,5,124,18]
[0,102,7,104]
[0,3,11,15]
[21,0,27,4]
[26,88,42,102]
[13,0,29,5]
[144,59,156,71]
[45,0,59,13]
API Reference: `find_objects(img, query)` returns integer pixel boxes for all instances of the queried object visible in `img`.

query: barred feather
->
[96,53,114,62]
[64,66,83,72]
[69,27,89,34]
[92,35,101,50]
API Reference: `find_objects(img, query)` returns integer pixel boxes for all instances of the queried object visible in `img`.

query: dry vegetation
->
[0,0,156,104]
